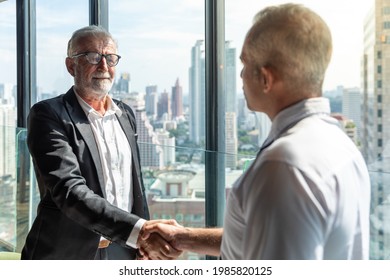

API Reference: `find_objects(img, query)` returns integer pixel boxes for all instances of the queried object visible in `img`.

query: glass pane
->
[0,0,17,252]
[226,0,387,259]
[36,0,89,102]
[27,0,89,237]
[0,0,17,122]
[110,0,205,259]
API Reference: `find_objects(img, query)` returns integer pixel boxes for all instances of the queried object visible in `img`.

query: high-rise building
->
[171,78,183,119]
[0,104,17,178]
[342,87,361,139]
[122,93,162,169]
[188,40,238,140]
[225,112,237,169]
[189,40,206,145]
[157,90,170,120]
[0,83,16,107]
[116,72,131,94]
[225,42,238,168]
[145,85,158,118]
[361,0,390,162]
[225,41,236,113]
[156,129,176,167]
[361,0,390,260]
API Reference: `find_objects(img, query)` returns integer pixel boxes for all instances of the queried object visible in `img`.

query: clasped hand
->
[136,219,184,260]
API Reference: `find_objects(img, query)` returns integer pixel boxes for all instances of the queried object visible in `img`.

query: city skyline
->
[0,0,373,96]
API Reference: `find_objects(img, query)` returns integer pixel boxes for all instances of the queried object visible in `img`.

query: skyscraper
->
[361,0,390,163]
[361,0,390,260]
[0,104,17,178]
[342,87,361,139]
[145,85,158,118]
[122,93,162,169]
[225,42,238,169]
[116,72,131,94]
[189,40,206,145]
[171,78,183,119]
[225,112,237,169]
[157,90,170,120]
[225,41,236,113]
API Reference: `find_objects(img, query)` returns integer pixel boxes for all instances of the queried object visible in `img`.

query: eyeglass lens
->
[86,53,120,66]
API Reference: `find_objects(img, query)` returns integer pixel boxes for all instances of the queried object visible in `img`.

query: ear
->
[260,66,274,93]
[65,57,75,77]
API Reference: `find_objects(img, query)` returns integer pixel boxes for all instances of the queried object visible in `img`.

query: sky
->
[0,0,374,95]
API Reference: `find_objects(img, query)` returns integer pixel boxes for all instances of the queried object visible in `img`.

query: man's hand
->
[141,220,187,251]
[141,220,223,257]
[137,220,183,260]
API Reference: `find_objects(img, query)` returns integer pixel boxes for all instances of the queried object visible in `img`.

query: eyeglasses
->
[71,52,121,67]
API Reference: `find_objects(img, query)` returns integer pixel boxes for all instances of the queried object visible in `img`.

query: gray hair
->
[67,25,117,57]
[245,3,332,95]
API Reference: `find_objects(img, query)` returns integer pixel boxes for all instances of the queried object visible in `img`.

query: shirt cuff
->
[126,218,146,248]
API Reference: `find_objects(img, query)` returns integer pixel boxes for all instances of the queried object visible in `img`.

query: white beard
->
[91,78,113,96]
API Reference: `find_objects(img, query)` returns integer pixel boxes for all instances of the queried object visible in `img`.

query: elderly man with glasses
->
[21,25,180,260]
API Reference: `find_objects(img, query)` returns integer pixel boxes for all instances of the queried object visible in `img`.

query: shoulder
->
[113,99,135,116]
[261,115,353,167]
[31,88,75,113]
[30,94,66,117]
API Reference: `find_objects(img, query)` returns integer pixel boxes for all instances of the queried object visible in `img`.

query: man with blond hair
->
[141,3,371,260]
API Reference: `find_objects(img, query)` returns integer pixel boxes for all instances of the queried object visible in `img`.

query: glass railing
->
[0,126,389,260]
[0,126,31,253]
[366,158,390,260]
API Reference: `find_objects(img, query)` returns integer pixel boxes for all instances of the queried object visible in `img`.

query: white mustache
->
[93,74,111,79]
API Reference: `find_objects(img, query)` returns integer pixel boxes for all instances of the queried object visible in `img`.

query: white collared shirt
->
[221,97,371,259]
[75,92,144,248]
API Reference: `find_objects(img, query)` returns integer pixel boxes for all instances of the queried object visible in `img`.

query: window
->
[383,6,390,14]
[0,0,17,253]
[36,0,89,103]
[383,21,390,29]
[110,0,206,259]
[2,0,390,261]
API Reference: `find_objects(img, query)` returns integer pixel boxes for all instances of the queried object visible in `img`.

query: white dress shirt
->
[75,92,144,248]
[220,97,371,259]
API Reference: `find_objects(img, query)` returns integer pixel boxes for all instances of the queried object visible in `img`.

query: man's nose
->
[97,56,109,70]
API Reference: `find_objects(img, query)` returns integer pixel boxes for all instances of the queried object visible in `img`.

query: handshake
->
[136,219,223,260]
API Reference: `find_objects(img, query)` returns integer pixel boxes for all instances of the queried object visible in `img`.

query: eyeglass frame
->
[70,52,121,67]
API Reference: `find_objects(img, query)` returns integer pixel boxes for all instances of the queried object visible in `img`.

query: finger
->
[160,243,182,259]
[142,223,165,240]
[143,233,180,260]
[146,219,182,227]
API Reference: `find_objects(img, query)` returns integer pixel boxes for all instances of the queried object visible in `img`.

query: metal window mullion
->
[89,0,109,30]
[16,0,36,253]
[16,0,36,128]
[205,0,225,236]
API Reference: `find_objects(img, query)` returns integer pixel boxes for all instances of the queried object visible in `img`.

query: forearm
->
[175,227,223,256]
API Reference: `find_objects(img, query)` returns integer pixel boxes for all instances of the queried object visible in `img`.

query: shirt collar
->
[74,88,122,117]
[266,97,331,145]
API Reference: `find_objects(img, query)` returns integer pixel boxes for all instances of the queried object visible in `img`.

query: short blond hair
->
[244,3,332,95]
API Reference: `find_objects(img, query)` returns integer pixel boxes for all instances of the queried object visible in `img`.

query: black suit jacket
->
[21,87,149,259]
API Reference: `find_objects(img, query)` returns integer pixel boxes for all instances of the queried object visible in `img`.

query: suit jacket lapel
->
[63,88,106,197]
